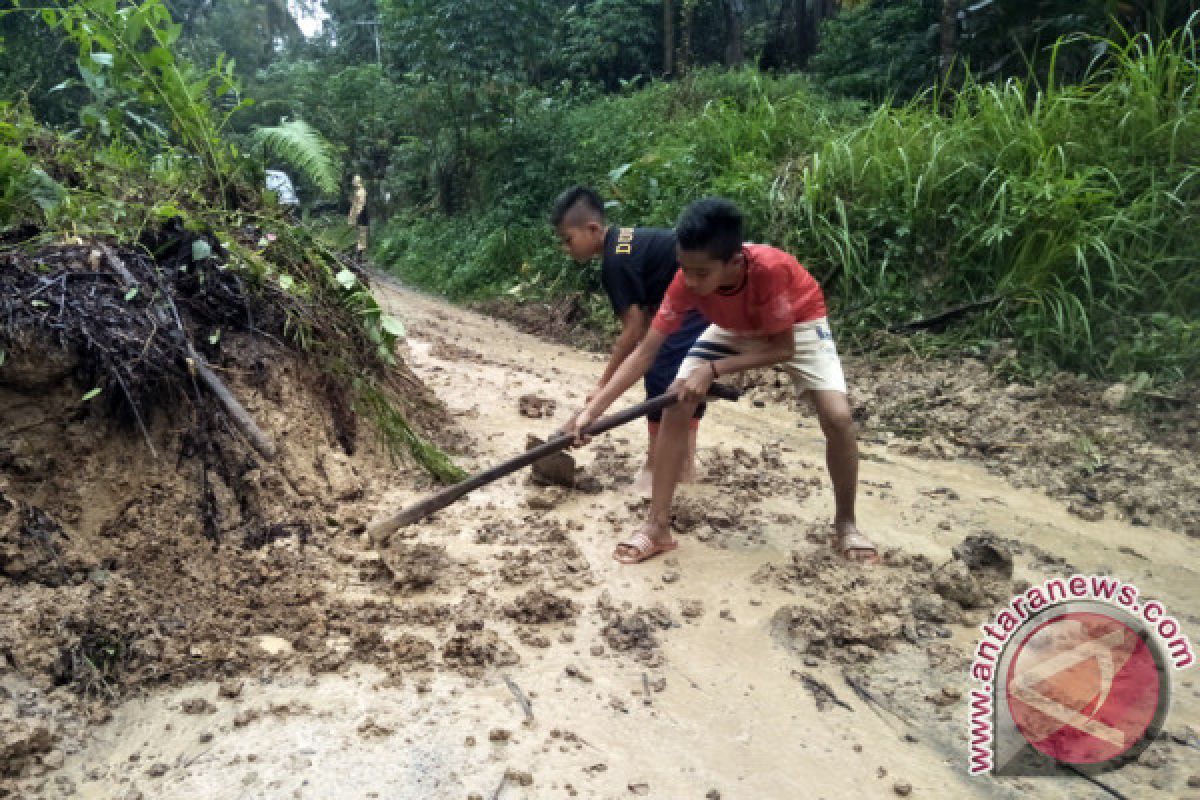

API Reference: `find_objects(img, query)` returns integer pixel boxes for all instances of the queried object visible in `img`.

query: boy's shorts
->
[677,318,847,394]
[646,309,708,424]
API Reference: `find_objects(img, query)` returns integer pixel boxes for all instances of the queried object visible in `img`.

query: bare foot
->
[614,518,676,564]
[834,520,880,565]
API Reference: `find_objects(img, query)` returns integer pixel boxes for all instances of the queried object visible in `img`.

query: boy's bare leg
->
[811,389,879,564]
[681,427,698,483]
[632,429,658,494]
[616,400,694,560]
[634,427,696,495]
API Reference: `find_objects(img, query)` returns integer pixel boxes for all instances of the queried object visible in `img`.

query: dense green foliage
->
[2,1,1197,384]
[379,28,1199,383]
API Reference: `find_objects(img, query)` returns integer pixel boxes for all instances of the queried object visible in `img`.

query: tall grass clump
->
[780,23,1199,381]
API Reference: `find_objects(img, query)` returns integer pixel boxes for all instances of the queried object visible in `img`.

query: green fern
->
[251,119,340,195]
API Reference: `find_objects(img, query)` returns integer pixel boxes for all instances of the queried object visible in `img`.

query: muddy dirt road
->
[47,284,1200,799]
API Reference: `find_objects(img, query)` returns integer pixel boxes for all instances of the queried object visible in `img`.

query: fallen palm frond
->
[251,118,341,195]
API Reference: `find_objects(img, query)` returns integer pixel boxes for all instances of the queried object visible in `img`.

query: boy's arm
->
[590,305,650,400]
[566,328,665,441]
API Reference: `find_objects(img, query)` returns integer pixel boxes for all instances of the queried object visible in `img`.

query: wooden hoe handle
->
[366,383,740,538]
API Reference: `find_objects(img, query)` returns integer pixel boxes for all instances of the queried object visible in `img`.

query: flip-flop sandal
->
[836,529,880,565]
[613,531,678,565]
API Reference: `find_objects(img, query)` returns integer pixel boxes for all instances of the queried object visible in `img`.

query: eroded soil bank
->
[4,281,1198,799]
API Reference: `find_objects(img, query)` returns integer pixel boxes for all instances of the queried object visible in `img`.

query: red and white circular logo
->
[1005,611,1163,765]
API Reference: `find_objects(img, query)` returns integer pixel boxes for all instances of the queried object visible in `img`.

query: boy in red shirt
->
[566,198,878,565]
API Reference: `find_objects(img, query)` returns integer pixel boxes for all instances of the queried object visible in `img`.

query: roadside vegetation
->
[4,3,1197,387]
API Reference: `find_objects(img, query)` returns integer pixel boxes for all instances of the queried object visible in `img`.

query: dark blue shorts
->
[646,310,709,423]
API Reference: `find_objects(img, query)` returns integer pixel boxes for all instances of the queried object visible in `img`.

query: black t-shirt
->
[600,226,679,318]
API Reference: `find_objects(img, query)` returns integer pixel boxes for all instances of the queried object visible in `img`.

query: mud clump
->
[771,600,907,664]
[910,594,960,625]
[527,435,578,488]
[931,561,989,609]
[496,548,543,585]
[666,493,769,547]
[0,702,57,781]
[524,486,567,510]
[518,395,556,419]
[596,595,672,667]
[765,535,1018,664]
[932,534,1015,609]
[700,445,816,501]
[390,633,436,669]
[953,534,1014,580]
[442,628,520,674]
[503,588,578,625]
[346,630,435,677]
[601,613,665,666]
[378,542,448,593]
[585,442,636,492]
[0,495,94,587]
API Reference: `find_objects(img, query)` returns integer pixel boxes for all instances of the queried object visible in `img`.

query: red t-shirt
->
[651,244,827,337]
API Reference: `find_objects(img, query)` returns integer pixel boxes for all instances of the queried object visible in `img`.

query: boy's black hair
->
[676,197,744,261]
[550,186,605,227]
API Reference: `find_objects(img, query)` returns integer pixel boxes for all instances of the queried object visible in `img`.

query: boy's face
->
[677,246,744,295]
[555,222,604,264]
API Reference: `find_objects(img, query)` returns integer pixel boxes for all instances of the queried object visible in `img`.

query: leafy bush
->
[39,0,249,201]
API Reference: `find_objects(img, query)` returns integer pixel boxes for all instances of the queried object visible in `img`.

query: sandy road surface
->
[56,283,1200,800]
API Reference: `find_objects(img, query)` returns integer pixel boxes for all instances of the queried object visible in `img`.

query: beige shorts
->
[677,317,847,394]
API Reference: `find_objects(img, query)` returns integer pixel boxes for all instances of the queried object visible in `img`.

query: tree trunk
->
[663,0,675,76]
[795,0,838,67]
[940,0,959,80]
[800,0,816,60]
[725,0,745,67]
[680,1,695,75]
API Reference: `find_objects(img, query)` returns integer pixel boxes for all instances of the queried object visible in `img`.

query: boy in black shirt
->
[551,186,708,490]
